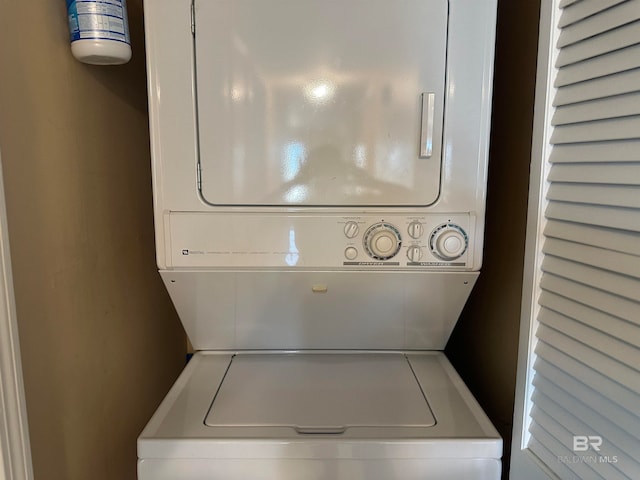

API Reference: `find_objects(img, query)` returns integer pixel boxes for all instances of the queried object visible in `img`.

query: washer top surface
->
[139,351,501,462]
[205,354,435,433]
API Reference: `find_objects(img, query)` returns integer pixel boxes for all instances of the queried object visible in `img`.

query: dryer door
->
[194,0,448,207]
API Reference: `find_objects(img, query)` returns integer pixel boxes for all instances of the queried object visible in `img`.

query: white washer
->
[139,0,501,478]
[139,352,501,479]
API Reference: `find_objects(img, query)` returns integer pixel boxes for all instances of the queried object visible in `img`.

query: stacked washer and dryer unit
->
[138,0,501,478]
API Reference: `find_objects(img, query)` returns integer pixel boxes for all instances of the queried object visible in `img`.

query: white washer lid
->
[205,354,435,433]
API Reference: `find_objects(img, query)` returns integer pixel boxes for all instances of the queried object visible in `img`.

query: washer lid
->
[194,0,448,207]
[205,354,436,432]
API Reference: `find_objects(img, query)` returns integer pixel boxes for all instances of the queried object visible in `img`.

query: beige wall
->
[446,0,541,477]
[0,2,185,479]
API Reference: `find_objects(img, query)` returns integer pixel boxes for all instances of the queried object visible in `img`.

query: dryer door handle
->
[419,92,435,158]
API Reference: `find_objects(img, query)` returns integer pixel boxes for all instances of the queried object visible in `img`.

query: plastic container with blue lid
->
[66,0,131,65]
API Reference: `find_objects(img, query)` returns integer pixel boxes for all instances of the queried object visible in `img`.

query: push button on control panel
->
[344,246,358,260]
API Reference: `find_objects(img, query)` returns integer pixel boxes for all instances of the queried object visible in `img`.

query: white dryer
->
[139,0,501,478]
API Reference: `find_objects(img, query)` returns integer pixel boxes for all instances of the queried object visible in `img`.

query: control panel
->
[337,215,470,267]
[168,213,473,269]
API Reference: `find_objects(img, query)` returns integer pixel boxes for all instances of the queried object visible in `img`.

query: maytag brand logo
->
[573,435,602,452]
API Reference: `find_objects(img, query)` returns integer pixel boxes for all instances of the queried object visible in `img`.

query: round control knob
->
[344,221,359,238]
[407,221,424,239]
[430,224,468,261]
[344,246,358,260]
[363,223,402,260]
[407,246,423,262]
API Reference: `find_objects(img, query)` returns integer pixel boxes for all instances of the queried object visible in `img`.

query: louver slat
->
[550,115,640,143]
[546,201,640,231]
[558,1,640,47]
[532,386,639,479]
[532,389,638,480]
[547,163,640,185]
[554,68,640,106]
[549,140,640,163]
[535,357,640,434]
[544,220,640,255]
[539,290,640,345]
[536,342,640,415]
[558,0,627,29]
[528,435,585,480]
[555,45,640,87]
[559,0,581,9]
[556,21,640,68]
[532,344,640,477]
[529,422,596,480]
[536,325,640,394]
[532,375,640,460]
[540,274,640,326]
[546,183,640,208]
[542,256,640,302]
[543,237,640,279]
[538,309,640,368]
[552,91,640,125]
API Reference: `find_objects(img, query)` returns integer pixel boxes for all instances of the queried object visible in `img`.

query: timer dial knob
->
[430,224,468,261]
[363,223,402,260]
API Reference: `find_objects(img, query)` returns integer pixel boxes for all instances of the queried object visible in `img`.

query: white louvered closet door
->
[511,0,640,479]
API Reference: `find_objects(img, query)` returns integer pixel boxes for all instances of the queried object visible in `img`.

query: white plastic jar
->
[66,0,132,65]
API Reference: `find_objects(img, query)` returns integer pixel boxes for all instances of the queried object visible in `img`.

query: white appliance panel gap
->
[140,0,501,478]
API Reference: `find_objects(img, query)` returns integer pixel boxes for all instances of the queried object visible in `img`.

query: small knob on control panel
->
[429,224,468,261]
[407,246,423,262]
[407,221,424,239]
[344,221,359,238]
[363,223,402,260]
